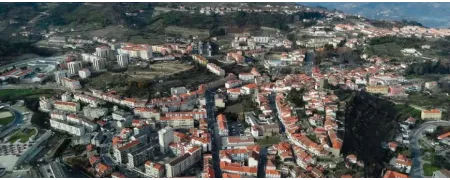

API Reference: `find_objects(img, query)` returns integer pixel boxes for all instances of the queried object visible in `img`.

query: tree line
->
[405,60,450,76]
[153,10,325,35]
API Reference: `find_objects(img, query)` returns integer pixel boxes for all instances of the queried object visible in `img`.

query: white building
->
[62,77,81,90]
[159,116,194,129]
[78,68,91,79]
[54,101,80,112]
[50,118,85,136]
[61,92,72,102]
[92,58,106,71]
[134,107,160,120]
[126,144,157,168]
[95,46,110,58]
[158,127,174,154]
[253,36,270,43]
[170,87,188,96]
[117,53,130,67]
[67,61,82,74]
[118,44,153,60]
[165,146,201,178]
[54,70,68,85]
[145,161,165,178]
[206,63,225,77]
[239,73,255,82]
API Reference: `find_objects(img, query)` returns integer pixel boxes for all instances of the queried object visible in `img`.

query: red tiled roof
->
[117,140,140,151]
[422,109,441,114]
[55,101,78,106]
[438,132,450,140]
[160,116,194,121]
[383,170,409,178]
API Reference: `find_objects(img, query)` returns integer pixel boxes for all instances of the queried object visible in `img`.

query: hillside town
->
[1,2,450,179]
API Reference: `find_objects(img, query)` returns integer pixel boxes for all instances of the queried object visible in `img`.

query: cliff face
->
[341,91,399,177]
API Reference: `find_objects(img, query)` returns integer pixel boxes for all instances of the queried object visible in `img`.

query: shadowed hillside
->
[341,91,399,177]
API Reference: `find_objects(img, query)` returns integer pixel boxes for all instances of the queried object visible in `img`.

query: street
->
[409,121,450,178]
[257,146,268,178]
[205,89,222,178]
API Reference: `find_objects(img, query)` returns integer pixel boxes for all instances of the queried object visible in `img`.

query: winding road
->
[0,105,24,138]
[409,121,450,178]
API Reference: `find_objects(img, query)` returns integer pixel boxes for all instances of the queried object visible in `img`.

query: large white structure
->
[118,44,152,60]
[54,101,80,112]
[158,127,174,154]
[62,77,81,90]
[206,63,225,77]
[92,58,106,71]
[126,144,157,168]
[95,46,110,58]
[117,54,130,67]
[50,119,85,136]
[67,61,82,74]
[54,70,68,85]
[78,69,91,79]
[165,146,201,178]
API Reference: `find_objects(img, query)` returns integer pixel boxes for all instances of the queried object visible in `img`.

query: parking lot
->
[228,120,243,136]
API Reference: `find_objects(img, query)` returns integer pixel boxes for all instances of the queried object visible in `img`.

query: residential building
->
[145,161,165,178]
[54,70,68,85]
[207,63,225,77]
[217,114,228,136]
[67,61,82,74]
[164,111,207,120]
[50,119,85,136]
[54,101,80,112]
[225,80,243,89]
[241,83,258,95]
[382,170,409,178]
[95,163,112,177]
[78,68,91,79]
[165,146,201,178]
[62,77,81,90]
[170,87,188,96]
[134,107,160,120]
[113,140,140,164]
[118,43,152,60]
[117,53,130,67]
[221,136,255,149]
[395,154,412,173]
[432,169,450,178]
[95,46,110,58]
[127,144,157,168]
[111,172,126,178]
[158,127,174,154]
[159,116,194,129]
[366,86,389,95]
[421,109,442,120]
[239,73,255,82]
[92,58,106,71]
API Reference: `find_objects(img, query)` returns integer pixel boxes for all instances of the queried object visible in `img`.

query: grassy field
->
[0,89,59,101]
[423,163,440,176]
[165,26,210,38]
[364,42,403,58]
[8,128,36,143]
[128,34,166,45]
[0,110,14,126]
[256,135,281,146]
[394,104,422,121]
[406,92,450,110]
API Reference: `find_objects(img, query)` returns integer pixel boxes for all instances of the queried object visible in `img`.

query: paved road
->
[0,105,25,137]
[257,146,268,178]
[205,89,222,178]
[409,121,450,178]
[268,92,285,134]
